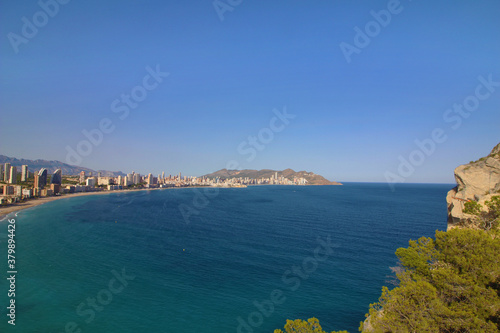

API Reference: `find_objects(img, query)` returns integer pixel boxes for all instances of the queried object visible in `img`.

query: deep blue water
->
[0,183,452,332]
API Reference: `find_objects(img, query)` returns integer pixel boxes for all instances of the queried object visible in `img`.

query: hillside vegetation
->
[274,143,500,333]
[274,197,500,333]
[362,216,500,332]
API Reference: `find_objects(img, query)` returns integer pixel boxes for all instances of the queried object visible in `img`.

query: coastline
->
[0,187,170,221]
[0,183,341,221]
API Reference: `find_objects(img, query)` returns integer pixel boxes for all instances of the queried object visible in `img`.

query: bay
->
[0,183,451,332]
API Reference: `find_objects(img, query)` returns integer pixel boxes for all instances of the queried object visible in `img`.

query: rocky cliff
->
[446,143,500,230]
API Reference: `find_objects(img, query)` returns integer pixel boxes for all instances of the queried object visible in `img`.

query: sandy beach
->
[0,188,165,221]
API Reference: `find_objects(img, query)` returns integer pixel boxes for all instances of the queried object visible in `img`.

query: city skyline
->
[1,0,499,183]
[0,159,320,207]
[0,159,327,185]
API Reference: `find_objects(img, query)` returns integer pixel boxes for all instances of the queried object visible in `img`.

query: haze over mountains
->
[203,168,341,185]
[0,155,125,177]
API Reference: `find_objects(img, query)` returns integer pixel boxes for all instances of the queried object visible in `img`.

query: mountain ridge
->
[0,155,125,177]
[202,168,342,185]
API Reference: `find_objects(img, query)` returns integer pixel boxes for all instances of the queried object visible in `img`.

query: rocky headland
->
[446,142,500,230]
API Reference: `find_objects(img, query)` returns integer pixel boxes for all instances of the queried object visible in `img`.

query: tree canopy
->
[363,226,500,332]
[275,197,500,332]
[274,317,348,333]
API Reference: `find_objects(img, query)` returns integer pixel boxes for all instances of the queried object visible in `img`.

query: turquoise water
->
[0,183,451,332]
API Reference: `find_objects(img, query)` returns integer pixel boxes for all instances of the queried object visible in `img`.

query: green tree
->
[363,228,500,332]
[395,237,439,278]
[276,197,500,333]
[463,195,500,230]
[274,318,348,333]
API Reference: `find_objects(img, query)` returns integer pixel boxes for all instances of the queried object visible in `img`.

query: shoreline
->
[0,183,342,221]
[0,187,177,221]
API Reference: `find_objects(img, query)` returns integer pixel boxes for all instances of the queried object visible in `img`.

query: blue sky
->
[1,0,499,183]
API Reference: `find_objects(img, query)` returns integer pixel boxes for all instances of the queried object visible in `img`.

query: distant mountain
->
[0,155,125,177]
[202,168,342,185]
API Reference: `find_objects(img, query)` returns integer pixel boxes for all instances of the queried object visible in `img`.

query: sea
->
[0,183,452,333]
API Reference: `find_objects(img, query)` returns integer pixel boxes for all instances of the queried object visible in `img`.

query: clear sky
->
[1,0,499,183]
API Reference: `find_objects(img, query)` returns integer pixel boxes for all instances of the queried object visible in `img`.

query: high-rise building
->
[50,183,61,194]
[133,173,141,184]
[3,185,14,195]
[14,185,22,197]
[97,177,112,186]
[21,165,29,182]
[9,166,17,184]
[146,173,153,185]
[86,177,96,187]
[38,168,48,188]
[161,171,165,180]
[4,163,11,182]
[34,174,40,188]
[0,164,3,182]
[123,177,130,187]
[51,169,62,185]
[79,171,85,184]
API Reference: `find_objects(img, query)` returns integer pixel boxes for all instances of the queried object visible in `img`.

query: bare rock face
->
[446,143,500,229]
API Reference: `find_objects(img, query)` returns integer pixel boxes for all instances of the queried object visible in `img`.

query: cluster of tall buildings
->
[87,171,210,189]
[208,172,309,186]
[78,170,309,189]
[0,163,21,184]
[1,162,310,206]
[1,163,63,204]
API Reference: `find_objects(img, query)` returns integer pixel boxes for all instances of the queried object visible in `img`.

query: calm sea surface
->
[0,183,452,332]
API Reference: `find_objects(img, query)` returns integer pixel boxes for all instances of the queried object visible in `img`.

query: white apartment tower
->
[9,166,17,184]
[4,163,11,182]
[21,165,29,182]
